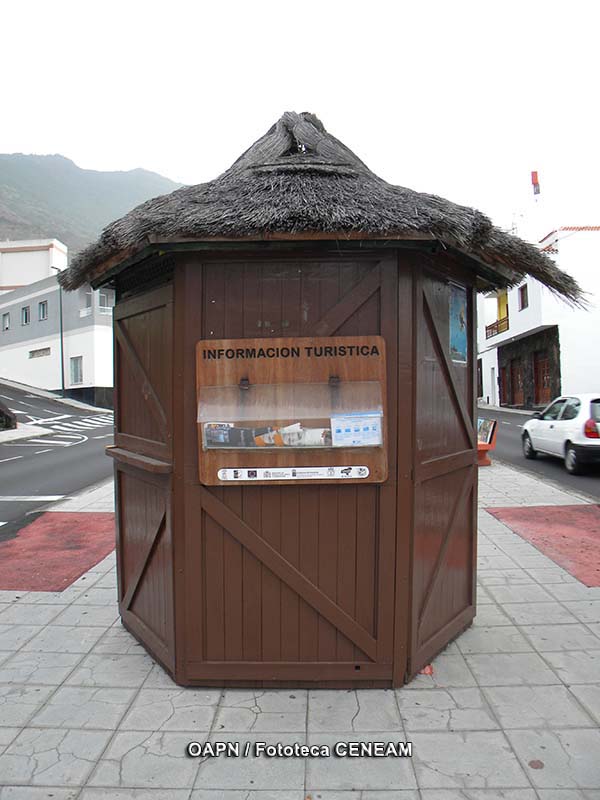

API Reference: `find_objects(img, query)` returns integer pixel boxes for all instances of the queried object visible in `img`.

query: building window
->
[99,290,114,315]
[2,313,9,331]
[80,289,93,317]
[21,306,30,325]
[518,284,529,310]
[477,358,483,398]
[39,301,48,321]
[70,356,83,385]
[29,347,51,359]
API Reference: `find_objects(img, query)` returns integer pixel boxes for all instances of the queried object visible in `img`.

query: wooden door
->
[512,359,524,405]
[499,366,508,405]
[534,352,551,405]
[110,285,175,673]
[409,270,477,676]
[176,256,400,685]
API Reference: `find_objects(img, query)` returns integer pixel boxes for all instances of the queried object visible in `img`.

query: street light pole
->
[50,267,65,397]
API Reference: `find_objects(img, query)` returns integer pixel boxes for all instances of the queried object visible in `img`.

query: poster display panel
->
[196,336,387,485]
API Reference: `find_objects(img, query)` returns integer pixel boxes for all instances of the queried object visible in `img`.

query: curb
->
[478,402,535,417]
[0,377,111,414]
[0,424,52,444]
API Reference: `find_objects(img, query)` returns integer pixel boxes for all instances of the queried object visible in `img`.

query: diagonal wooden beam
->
[422,287,476,445]
[307,263,382,337]
[115,321,168,435]
[417,469,473,628]
[199,486,378,660]
[122,511,166,611]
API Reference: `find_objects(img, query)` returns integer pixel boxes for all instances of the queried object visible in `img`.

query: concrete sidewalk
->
[0,464,599,796]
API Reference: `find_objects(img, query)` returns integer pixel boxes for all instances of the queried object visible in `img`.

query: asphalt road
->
[479,406,600,502]
[0,382,113,537]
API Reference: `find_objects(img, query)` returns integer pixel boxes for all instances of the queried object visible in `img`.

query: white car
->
[522,393,600,474]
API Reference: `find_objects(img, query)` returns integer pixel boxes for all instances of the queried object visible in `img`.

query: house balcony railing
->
[485,315,509,339]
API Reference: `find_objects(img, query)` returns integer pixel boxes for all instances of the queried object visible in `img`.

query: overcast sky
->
[2,0,597,240]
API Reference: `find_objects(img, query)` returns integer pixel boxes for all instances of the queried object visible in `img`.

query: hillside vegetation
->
[0,153,181,256]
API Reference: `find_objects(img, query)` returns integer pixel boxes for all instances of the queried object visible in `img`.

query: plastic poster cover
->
[449,284,468,363]
[330,412,383,448]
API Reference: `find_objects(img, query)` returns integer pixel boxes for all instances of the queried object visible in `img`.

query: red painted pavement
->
[0,512,115,592]
[487,504,600,587]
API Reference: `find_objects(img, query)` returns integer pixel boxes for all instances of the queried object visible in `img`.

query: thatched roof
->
[59,112,581,302]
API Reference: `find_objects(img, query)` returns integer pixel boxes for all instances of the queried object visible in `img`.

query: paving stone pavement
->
[0,463,599,796]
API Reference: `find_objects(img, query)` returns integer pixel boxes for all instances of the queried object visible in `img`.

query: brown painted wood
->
[417,467,474,627]
[408,265,477,678]
[184,661,392,680]
[178,255,398,683]
[422,285,475,445]
[111,246,478,688]
[415,449,476,484]
[534,352,552,405]
[121,511,167,611]
[199,486,378,660]
[106,447,172,473]
[500,365,508,405]
[392,256,414,685]
[512,359,524,405]
[112,284,175,676]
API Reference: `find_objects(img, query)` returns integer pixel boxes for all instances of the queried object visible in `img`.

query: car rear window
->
[591,399,600,421]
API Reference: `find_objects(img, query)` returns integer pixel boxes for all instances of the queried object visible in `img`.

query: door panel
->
[410,272,477,675]
[112,285,175,672]
[534,352,552,406]
[511,359,524,405]
[184,257,399,682]
[499,367,508,405]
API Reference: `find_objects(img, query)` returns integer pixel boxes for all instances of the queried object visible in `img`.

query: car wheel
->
[565,443,583,475]
[522,433,537,459]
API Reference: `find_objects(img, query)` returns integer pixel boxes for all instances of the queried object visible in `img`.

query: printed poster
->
[449,284,468,363]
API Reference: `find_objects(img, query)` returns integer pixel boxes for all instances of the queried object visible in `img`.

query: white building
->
[0,240,114,407]
[0,239,68,294]
[478,226,600,409]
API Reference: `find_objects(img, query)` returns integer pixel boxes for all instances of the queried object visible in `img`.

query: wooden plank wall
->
[174,255,401,685]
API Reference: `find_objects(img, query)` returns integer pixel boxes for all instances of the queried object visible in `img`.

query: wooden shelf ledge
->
[106,446,172,474]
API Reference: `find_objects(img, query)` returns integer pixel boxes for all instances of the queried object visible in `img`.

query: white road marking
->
[50,423,92,432]
[0,522,6,527]
[501,421,512,425]
[0,395,14,401]
[22,438,74,446]
[31,414,72,424]
[0,456,22,464]
[17,401,35,408]
[8,409,28,415]
[0,495,65,502]
[93,434,114,439]
[34,449,52,454]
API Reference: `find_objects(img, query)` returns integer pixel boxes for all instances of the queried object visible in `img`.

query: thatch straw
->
[59,112,581,303]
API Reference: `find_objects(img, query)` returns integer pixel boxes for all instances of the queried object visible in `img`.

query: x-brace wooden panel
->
[417,468,474,629]
[122,510,166,611]
[115,321,168,436]
[307,261,383,337]
[422,287,475,446]
[199,486,378,660]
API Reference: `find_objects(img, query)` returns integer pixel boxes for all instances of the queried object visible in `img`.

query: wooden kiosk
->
[60,112,580,686]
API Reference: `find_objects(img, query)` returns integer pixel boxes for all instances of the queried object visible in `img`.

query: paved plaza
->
[0,463,599,797]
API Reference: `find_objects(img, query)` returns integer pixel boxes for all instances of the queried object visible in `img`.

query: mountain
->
[0,154,182,257]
